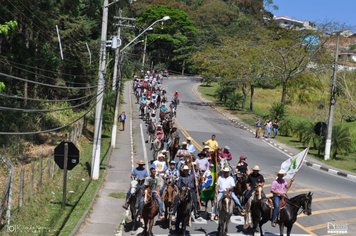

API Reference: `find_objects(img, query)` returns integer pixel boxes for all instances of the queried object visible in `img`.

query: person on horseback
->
[195,152,209,173]
[236,155,250,175]
[218,146,236,176]
[139,167,165,220]
[216,167,245,215]
[245,165,265,200]
[203,134,219,154]
[152,154,168,177]
[160,160,179,195]
[175,142,190,171]
[271,170,294,227]
[186,137,196,154]
[172,165,200,219]
[155,125,165,143]
[122,160,148,210]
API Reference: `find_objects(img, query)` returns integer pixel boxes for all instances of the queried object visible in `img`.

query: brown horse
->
[235,173,248,200]
[162,181,177,230]
[142,187,159,236]
[168,134,180,162]
[218,191,234,236]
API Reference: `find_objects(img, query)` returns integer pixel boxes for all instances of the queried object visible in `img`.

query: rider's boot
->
[122,200,129,210]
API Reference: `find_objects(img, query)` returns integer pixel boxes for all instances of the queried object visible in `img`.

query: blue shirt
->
[178,175,195,189]
[132,167,148,180]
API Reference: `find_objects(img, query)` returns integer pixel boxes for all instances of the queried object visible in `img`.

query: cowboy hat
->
[224,146,230,150]
[252,165,260,171]
[181,141,187,145]
[277,169,286,175]
[161,149,168,153]
[158,153,165,158]
[183,165,189,170]
[186,137,192,141]
[223,167,230,172]
[136,160,146,165]
[204,145,210,149]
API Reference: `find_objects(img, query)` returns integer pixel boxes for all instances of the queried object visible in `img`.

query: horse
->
[127,178,144,232]
[142,187,159,236]
[244,184,264,230]
[251,192,313,236]
[234,173,248,200]
[151,138,162,160]
[162,180,177,230]
[175,186,193,235]
[162,118,173,141]
[168,134,180,162]
[218,191,234,236]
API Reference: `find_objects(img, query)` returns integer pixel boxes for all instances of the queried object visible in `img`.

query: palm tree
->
[331,125,352,159]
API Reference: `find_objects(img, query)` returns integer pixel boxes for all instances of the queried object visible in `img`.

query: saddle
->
[267,196,287,209]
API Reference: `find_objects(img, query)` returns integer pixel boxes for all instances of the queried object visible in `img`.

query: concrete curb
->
[192,81,356,182]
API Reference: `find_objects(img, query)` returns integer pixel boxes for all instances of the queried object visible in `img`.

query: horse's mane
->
[287,193,309,204]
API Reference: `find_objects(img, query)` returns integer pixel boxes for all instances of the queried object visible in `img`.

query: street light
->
[142,27,153,71]
[110,16,170,149]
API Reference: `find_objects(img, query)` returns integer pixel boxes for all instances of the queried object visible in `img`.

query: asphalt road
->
[125,76,356,236]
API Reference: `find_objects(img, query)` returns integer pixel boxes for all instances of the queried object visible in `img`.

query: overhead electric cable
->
[0,92,95,103]
[0,72,98,90]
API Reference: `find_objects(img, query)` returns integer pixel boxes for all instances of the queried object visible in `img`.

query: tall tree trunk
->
[241,83,247,110]
[281,80,287,104]
[249,83,255,112]
[181,60,185,75]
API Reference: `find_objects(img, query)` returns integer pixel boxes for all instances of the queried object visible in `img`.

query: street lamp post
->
[324,32,340,161]
[110,16,170,149]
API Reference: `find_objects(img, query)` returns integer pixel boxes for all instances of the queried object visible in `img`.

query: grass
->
[198,82,356,173]
[109,192,126,199]
[4,132,111,236]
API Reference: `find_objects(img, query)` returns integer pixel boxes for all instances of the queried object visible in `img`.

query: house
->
[273,16,316,31]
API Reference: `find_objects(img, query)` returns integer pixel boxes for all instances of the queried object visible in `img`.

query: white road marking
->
[140,123,149,170]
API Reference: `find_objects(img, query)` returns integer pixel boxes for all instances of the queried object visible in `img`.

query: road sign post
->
[62,143,68,209]
[54,141,79,209]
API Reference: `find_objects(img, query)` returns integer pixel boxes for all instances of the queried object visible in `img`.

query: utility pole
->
[91,0,109,180]
[324,32,340,161]
[111,13,135,148]
[142,33,148,71]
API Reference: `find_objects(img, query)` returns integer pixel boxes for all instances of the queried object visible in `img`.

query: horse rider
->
[245,165,265,200]
[271,170,294,227]
[160,160,180,196]
[175,142,191,170]
[236,155,250,176]
[139,167,165,220]
[186,137,196,154]
[172,165,200,219]
[157,149,169,162]
[218,146,236,175]
[155,124,165,145]
[122,160,148,210]
[152,154,168,177]
[216,167,245,215]
[202,145,211,160]
[203,134,219,154]
[195,151,209,174]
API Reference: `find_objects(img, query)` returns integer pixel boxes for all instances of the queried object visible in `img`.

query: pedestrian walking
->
[272,119,279,138]
[255,117,262,138]
[119,111,126,131]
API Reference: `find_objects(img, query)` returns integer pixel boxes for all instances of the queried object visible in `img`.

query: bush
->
[279,117,296,137]
[226,92,243,110]
[270,102,287,121]
[331,125,352,159]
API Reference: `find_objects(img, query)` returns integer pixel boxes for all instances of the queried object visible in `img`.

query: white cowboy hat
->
[277,169,286,175]
[204,145,210,149]
[186,137,192,141]
[181,141,187,145]
[158,153,165,158]
[223,167,230,172]
[252,165,261,171]
[183,165,189,170]
[224,146,230,150]
[161,149,168,153]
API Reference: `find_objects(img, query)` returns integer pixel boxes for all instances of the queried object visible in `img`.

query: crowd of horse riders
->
[122,70,306,234]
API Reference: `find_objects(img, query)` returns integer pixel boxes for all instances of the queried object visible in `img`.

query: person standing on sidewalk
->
[272,119,279,138]
[255,118,262,138]
[119,111,127,131]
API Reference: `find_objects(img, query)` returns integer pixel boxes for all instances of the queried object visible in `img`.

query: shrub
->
[331,125,352,159]
[279,117,295,137]
[270,102,287,121]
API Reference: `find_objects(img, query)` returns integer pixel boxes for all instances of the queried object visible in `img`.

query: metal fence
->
[0,119,84,227]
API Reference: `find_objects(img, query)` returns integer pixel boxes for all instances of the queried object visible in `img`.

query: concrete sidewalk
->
[77,82,133,236]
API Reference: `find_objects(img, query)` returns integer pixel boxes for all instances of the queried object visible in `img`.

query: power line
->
[0,92,95,103]
[0,72,97,90]
[0,57,96,82]
[0,89,102,113]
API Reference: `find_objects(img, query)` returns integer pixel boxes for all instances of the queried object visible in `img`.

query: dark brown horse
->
[169,134,180,162]
[162,181,177,230]
[218,191,234,236]
[251,192,313,236]
[142,187,159,236]
[175,186,193,235]
[234,173,248,200]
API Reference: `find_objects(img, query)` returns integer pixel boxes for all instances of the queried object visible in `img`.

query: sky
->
[269,0,356,30]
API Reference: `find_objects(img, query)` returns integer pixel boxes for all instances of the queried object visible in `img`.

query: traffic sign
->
[54,141,80,170]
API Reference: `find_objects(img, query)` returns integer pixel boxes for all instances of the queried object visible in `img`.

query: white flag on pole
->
[281,147,309,180]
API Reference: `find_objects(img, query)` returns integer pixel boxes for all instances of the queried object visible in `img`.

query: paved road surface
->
[123,76,356,236]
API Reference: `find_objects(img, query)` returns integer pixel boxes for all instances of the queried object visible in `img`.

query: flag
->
[200,166,216,202]
[281,147,309,180]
